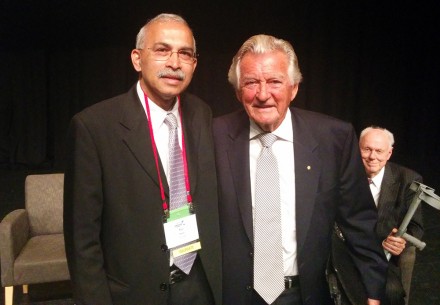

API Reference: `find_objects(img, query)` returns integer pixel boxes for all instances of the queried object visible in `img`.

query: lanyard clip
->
[162,209,170,223]
[188,202,195,214]
[162,201,170,223]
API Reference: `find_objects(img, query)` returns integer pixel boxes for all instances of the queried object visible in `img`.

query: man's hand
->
[367,298,380,305]
[382,228,406,256]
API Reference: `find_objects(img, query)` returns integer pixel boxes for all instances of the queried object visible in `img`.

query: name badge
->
[163,205,200,254]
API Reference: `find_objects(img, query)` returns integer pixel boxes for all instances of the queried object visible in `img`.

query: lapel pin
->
[307,165,311,170]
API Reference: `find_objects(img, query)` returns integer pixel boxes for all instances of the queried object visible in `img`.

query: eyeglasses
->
[143,47,197,63]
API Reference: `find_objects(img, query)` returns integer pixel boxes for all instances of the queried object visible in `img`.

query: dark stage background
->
[0,0,440,304]
[1,1,439,188]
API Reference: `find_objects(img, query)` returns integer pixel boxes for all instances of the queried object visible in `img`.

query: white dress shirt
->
[136,82,182,184]
[249,109,298,276]
[137,82,184,265]
[370,167,385,207]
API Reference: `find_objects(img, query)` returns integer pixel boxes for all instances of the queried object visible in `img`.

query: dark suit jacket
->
[213,107,388,305]
[64,85,221,305]
[376,162,423,263]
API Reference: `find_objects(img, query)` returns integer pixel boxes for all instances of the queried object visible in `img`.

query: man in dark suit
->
[359,126,423,305]
[213,34,388,305]
[63,13,221,305]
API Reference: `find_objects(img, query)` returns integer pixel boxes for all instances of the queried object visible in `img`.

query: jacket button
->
[246,285,252,291]
[161,244,168,252]
[249,252,253,257]
[160,283,168,291]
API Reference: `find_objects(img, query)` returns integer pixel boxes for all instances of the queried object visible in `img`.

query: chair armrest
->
[0,209,30,286]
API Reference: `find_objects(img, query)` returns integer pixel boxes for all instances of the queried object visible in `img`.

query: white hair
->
[135,13,196,52]
[228,34,303,90]
[360,126,395,148]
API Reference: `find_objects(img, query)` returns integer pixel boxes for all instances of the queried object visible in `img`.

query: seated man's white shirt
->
[370,167,385,206]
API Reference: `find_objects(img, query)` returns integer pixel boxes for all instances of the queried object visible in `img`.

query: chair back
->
[25,173,64,236]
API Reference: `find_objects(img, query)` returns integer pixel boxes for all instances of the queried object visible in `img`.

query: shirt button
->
[160,283,168,291]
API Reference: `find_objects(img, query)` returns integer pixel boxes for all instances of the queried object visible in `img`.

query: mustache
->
[157,69,185,80]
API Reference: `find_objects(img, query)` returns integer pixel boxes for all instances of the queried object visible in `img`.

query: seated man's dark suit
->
[376,162,423,305]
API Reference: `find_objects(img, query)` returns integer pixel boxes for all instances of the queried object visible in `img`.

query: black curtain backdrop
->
[1,0,439,189]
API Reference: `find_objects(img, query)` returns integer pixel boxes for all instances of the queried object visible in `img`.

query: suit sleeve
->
[336,125,388,300]
[63,114,113,305]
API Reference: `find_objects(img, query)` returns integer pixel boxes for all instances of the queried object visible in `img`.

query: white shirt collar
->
[249,108,293,143]
[371,166,385,188]
[136,81,180,130]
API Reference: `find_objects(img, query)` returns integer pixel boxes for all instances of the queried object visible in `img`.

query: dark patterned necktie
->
[253,133,284,304]
[164,113,196,274]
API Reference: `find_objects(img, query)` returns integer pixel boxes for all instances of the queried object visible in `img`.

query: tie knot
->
[259,133,277,148]
[164,113,178,129]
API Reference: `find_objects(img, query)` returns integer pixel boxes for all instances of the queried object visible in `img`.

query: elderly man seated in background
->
[359,126,424,305]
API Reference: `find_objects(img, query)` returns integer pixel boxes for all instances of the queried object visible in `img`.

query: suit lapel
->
[180,97,199,198]
[229,108,322,248]
[291,108,321,251]
[119,87,168,193]
[377,164,399,223]
[227,112,254,245]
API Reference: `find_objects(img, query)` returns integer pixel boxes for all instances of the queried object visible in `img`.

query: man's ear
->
[235,90,242,103]
[387,147,393,161]
[290,84,299,101]
[192,57,197,72]
[131,49,142,72]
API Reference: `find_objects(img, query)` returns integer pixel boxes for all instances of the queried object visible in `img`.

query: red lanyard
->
[143,93,193,219]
